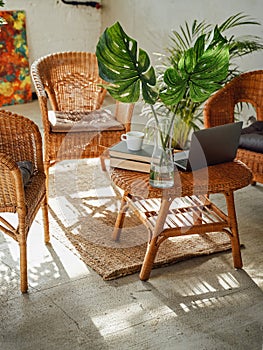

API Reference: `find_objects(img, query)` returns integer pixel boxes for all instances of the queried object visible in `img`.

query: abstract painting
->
[0,10,32,106]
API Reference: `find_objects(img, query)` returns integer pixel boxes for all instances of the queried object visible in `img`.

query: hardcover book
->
[109,141,154,172]
[109,141,183,172]
[109,141,154,162]
[110,157,150,173]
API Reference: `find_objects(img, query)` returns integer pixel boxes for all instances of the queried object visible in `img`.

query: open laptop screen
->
[174,122,243,171]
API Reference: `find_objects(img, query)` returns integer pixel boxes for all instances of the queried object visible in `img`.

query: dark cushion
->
[239,121,263,153]
[17,161,34,186]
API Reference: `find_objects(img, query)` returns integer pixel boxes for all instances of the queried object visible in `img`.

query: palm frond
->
[218,13,261,32]
[228,37,263,57]
[170,19,211,53]
[170,30,189,52]
[191,20,211,38]
[181,22,192,47]
[162,12,263,130]
[168,13,262,72]
[168,20,213,66]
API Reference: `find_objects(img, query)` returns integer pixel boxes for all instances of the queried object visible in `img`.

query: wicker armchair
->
[31,51,134,190]
[0,110,49,293]
[204,70,263,184]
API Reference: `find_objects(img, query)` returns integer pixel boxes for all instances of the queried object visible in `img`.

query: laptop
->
[173,121,243,172]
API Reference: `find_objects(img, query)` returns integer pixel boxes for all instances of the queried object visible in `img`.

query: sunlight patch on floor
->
[91,303,177,337]
[49,196,80,227]
[0,214,90,288]
[217,272,240,290]
[47,236,90,278]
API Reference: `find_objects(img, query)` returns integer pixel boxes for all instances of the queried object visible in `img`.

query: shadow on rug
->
[48,159,232,280]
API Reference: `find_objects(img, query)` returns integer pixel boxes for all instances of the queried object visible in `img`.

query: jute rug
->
[48,159,232,280]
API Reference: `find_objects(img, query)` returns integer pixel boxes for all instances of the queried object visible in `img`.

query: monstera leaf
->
[96,22,158,104]
[96,21,230,108]
[160,29,230,105]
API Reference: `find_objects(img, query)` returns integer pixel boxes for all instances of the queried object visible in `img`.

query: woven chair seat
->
[48,109,124,133]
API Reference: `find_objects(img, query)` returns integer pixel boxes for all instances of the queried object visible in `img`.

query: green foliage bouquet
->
[96,14,262,150]
[162,13,263,144]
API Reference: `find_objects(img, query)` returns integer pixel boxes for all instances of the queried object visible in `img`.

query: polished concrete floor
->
[0,100,263,350]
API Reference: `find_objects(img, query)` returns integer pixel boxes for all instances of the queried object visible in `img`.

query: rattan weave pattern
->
[111,161,252,198]
[0,110,49,293]
[31,51,134,189]
[111,161,252,280]
[204,70,263,184]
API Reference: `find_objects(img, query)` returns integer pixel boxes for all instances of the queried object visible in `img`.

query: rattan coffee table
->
[111,161,252,280]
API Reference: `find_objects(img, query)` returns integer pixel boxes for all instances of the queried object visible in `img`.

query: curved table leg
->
[112,192,129,241]
[224,191,243,269]
[139,196,173,281]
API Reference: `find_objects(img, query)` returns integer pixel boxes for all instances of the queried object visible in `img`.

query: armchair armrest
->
[31,60,53,133]
[0,153,26,211]
[31,62,46,99]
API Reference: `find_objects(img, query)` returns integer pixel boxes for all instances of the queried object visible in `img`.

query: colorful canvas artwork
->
[0,10,32,106]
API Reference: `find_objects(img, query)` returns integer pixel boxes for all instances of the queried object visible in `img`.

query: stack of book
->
[109,141,154,173]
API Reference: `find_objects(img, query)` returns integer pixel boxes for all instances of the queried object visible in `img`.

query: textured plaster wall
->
[1,0,262,74]
[0,2,261,121]
[101,0,263,72]
[2,0,102,65]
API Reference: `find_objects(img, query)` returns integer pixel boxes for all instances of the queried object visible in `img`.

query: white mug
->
[121,131,144,151]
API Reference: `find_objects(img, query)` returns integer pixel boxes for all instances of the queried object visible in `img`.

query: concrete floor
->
[0,100,263,350]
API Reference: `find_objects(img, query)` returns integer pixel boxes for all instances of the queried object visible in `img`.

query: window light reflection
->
[92,304,177,337]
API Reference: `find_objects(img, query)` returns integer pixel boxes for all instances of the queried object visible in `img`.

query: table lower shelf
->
[112,162,251,280]
[113,192,242,281]
[122,195,231,240]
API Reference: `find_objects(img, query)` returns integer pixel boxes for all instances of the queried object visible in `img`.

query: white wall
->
[101,0,263,72]
[1,0,262,89]
[2,0,262,71]
[1,0,102,65]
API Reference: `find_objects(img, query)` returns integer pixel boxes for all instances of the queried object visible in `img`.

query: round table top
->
[111,161,253,199]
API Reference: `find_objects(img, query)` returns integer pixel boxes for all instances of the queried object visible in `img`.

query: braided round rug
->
[48,159,232,280]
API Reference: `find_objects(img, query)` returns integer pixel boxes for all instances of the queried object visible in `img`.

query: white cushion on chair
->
[48,109,124,133]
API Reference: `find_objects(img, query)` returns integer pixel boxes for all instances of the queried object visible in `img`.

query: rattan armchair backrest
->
[32,51,107,112]
[204,70,263,128]
[0,110,49,293]
[0,110,44,211]
[31,51,134,185]
[204,70,263,184]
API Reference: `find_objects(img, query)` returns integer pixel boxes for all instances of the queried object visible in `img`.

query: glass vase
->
[172,116,191,150]
[149,118,174,188]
